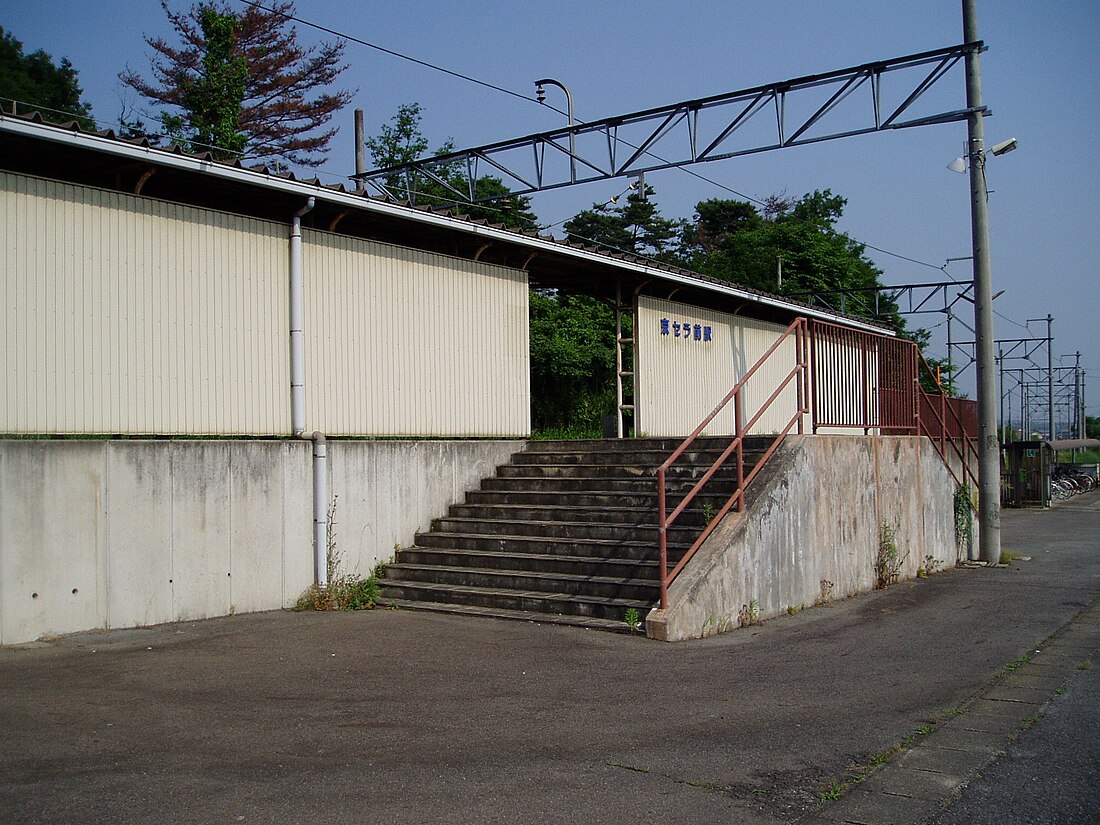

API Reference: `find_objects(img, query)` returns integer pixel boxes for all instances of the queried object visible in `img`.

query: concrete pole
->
[354,109,366,191]
[963,0,1000,563]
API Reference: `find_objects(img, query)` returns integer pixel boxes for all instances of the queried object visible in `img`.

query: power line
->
[234,0,537,107]
[232,2,765,207]
[236,2,969,277]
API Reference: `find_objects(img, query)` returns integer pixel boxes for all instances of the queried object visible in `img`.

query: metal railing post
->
[657,466,668,610]
[734,392,745,511]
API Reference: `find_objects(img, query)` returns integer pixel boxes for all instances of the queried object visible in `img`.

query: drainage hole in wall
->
[168,579,173,584]
[32,592,39,599]
[227,572,231,577]
[72,588,79,595]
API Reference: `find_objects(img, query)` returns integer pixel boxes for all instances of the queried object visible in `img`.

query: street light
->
[947,136,1018,173]
[535,78,576,183]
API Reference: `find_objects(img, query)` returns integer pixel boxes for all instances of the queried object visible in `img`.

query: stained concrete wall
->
[647,436,965,642]
[0,439,521,645]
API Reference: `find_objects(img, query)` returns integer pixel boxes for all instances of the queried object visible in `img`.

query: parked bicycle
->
[1050,469,1096,500]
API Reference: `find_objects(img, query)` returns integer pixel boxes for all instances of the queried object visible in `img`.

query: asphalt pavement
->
[1,490,1097,825]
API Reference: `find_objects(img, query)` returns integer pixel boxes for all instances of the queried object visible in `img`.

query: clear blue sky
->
[5,1,1099,423]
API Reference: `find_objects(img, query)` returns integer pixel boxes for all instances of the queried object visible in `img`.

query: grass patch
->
[815,716,948,806]
[295,496,388,611]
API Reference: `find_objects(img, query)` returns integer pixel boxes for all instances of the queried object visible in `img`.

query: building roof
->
[0,111,891,333]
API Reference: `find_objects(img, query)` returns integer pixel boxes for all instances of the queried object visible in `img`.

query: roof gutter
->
[0,116,891,335]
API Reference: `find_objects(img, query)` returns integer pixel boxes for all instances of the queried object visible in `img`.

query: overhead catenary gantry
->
[352,42,986,203]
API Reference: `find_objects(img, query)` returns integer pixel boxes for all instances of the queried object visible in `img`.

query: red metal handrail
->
[656,318,809,609]
[916,352,980,491]
[654,317,980,613]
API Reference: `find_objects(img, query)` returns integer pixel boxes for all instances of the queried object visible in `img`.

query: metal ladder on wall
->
[615,282,635,438]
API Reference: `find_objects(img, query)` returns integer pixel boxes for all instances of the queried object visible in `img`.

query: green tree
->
[121,1,352,166]
[564,185,687,263]
[529,292,617,435]
[367,102,537,230]
[684,190,903,331]
[0,28,94,129]
[159,7,247,159]
[1086,416,1100,440]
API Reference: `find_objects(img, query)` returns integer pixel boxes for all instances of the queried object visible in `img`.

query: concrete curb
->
[799,597,1100,825]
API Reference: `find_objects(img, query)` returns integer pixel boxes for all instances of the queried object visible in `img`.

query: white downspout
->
[289,199,327,588]
[308,431,328,588]
[290,197,315,437]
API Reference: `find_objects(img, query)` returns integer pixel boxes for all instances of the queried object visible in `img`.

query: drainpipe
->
[290,197,315,437]
[289,199,327,587]
[305,431,328,588]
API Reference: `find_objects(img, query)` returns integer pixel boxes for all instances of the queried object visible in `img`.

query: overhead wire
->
[232,0,770,208]
[234,1,961,275]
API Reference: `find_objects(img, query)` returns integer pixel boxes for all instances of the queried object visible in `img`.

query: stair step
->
[397,547,660,578]
[496,462,754,479]
[377,434,784,632]
[376,598,642,634]
[430,517,697,542]
[413,532,687,562]
[446,503,710,527]
[480,476,743,494]
[377,579,653,621]
[385,563,658,600]
[463,489,732,509]
[511,448,764,466]
[523,436,775,453]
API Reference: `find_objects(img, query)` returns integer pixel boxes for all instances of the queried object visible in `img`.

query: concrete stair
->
[378,436,771,632]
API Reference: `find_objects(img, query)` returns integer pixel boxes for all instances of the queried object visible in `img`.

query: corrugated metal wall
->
[636,297,799,437]
[2,172,290,434]
[303,231,530,436]
[2,172,530,436]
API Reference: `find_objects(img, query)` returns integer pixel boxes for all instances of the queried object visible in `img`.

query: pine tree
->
[121,1,353,167]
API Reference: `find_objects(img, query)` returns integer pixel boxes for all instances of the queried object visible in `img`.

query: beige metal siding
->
[811,336,881,435]
[636,297,799,437]
[303,230,530,436]
[1,172,289,434]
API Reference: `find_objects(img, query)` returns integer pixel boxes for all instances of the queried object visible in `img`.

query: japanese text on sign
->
[660,318,712,342]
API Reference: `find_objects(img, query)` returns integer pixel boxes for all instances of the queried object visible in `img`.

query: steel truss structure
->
[1002,366,1084,442]
[353,42,986,203]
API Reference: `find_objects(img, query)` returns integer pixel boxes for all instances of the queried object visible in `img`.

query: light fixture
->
[947,137,1019,173]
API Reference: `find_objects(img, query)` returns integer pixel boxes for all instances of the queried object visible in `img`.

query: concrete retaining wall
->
[0,439,521,645]
[647,435,965,642]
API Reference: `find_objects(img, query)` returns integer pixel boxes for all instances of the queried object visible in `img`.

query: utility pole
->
[963,0,1000,563]
[354,108,366,191]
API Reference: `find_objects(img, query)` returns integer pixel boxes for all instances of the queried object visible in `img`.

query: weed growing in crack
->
[874,522,905,589]
[954,481,974,555]
[295,496,388,611]
[917,555,943,579]
[738,599,761,628]
[624,607,641,634]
